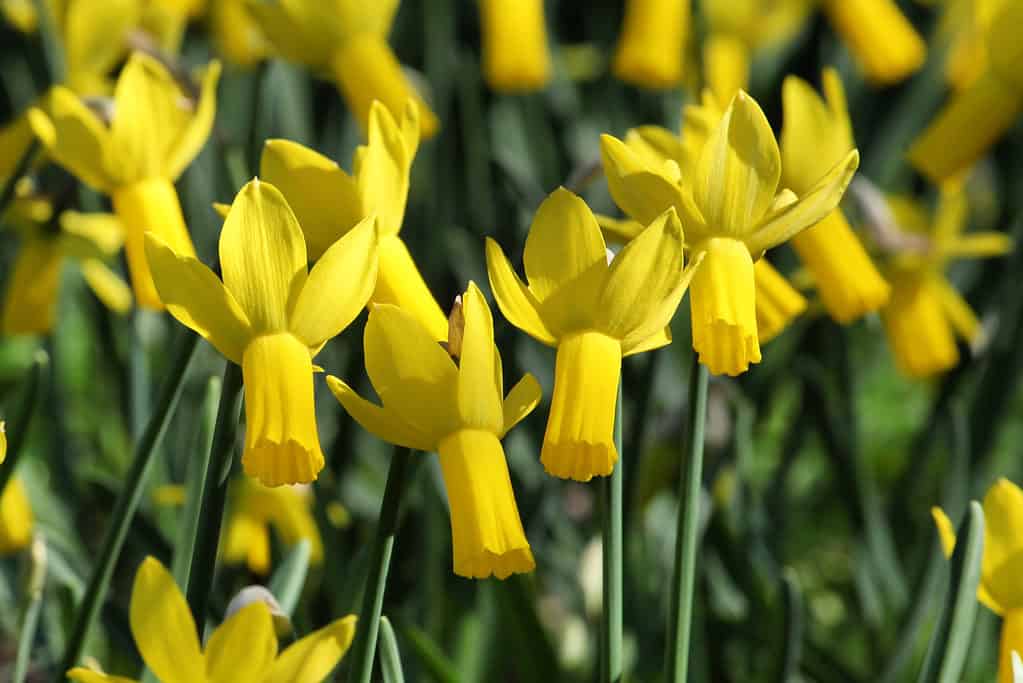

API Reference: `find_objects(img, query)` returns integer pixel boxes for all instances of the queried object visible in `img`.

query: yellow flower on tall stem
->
[67,556,356,683]
[487,189,699,480]
[145,179,379,486]
[612,0,689,88]
[602,91,859,375]
[28,53,220,310]
[933,479,1023,683]
[260,100,447,340]
[780,68,889,323]
[479,0,551,92]
[820,0,925,85]
[247,0,438,138]
[881,189,1011,378]
[328,283,541,579]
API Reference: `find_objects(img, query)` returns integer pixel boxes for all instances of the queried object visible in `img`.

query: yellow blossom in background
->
[881,189,1011,378]
[612,0,688,88]
[820,0,925,85]
[328,283,541,579]
[67,557,356,683]
[0,477,32,554]
[209,0,269,66]
[908,1,1023,184]
[260,100,448,341]
[140,0,207,55]
[145,179,379,486]
[930,0,1012,91]
[0,420,5,463]
[223,478,324,574]
[933,479,1023,683]
[602,91,859,375]
[780,69,889,322]
[28,53,220,310]
[487,189,699,480]
[479,0,551,92]
[247,0,438,138]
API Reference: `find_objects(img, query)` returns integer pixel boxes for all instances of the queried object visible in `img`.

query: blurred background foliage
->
[1,0,1022,681]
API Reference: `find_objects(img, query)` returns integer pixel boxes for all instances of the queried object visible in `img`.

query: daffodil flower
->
[0,477,32,554]
[602,91,859,375]
[821,0,925,85]
[247,0,438,138]
[210,0,270,67]
[931,0,1012,91]
[223,478,324,574]
[145,178,379,487]
[259,100,448,341]
[487,188,699,480]
[780,69,889,323]
[67,556,357,683]
[933,479,1023,683]
[881,189,1011,378]
[612,0,689,89]
[140,0,206,55]
[479,0,551,92]
[28,53,220,310]
[328,283,540,578]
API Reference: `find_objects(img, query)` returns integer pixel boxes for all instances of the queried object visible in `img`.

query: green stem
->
[600,381,624,682]
[184,363,244,627]
[0,351,47,496]
[13,535,46,683]
[665,356,709,682]
[58,332,198,676]
[349,447,415,683]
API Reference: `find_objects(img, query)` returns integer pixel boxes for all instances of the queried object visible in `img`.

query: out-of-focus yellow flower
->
[479,0,551,92]
[881,189,1011,378]
[933,478,1023,683]
[0,421,5,463]
[260,100,447,341]
[754,259,807,343]
[248,0,438,138]
[931,0,1011,91]
[613,0,689,88]
[0,478,32,554]
[781,69,889,322]
[140,0,207,55]
[223,478,324,575]
[67,556,356,683]
[328,283,540,579]
[3,200,131,335]
[487,189,698,480]
[210,0,269,66]
[145,179,379,486]
[602,91,859,375]
[908,1,1023,183]
[28,53,220,310]
[821,0,925,85]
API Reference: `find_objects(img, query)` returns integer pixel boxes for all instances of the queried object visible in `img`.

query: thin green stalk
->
[13,535,46,683]
[665,357,709,682]
[0,141,40,220]
[58,332,199,676]
[600,381,624,683]
[184,363,244,626]
[349,447,415,683]
[0,351,48,496]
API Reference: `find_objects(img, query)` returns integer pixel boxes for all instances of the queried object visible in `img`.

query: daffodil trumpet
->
[613,0,689,88]
[753,259,807,344]
[479,0,552,92]
[821,0,925,85]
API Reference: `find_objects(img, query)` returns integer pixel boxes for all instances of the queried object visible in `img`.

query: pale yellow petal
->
[484,237,557,346]
[80,260,133,314]
[500,373,542,438]
[164,60,222,180]
[456,282,504,434]
[266,615,357,683]
[600,133,700,228]
[523,188,607,301]
[983,479,1023,610]
[63,0,139,95]
[205,603,278,683]
[130,557,204,683]
[326,376,436,451]
[28,88,114,191]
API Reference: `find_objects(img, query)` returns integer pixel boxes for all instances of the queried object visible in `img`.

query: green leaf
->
[379,616,406,683]
[269,539,312,618]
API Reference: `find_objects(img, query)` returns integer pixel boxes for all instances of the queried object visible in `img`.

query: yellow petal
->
[932,506,1005,615]
[372,236,449,342]
[223,513,272,574]
[63,0,139,95]
[946,233,1014,259]
[612,0,688,89]
[59,212,124,254]
[754,259,807,344]
[881,275,958,378]
[982,479,1023,610]
[262,484,325,565]
[130,557,204,683]
[437,429,535,578]
[326,375,437,451]
[0,478,32,554]
[260,139,362,259]
[596,214,646,244]
[703,34,749,107]
[289,216,378,350]
[2,238,62,335]
[501,373,542,438]
[220,179,308,334]
[935,278,981,343]
[780,71,855,195]
[145,233,253,365]
[822,0,925,85]
[625,326,672,355]
[28,88,115,192]
[266,615,358,683]
[0,422,5,464]
[456,283,504,434]
[205,603,278,683]
[355,100,418,236]
[624,125,685,170]
[484,238,556,346]
[164,61,221,180]
[480,0,551,92]
[600,133,700,228]
[80,260,133,314]
[0,111,36,180]
[246,0,336,67]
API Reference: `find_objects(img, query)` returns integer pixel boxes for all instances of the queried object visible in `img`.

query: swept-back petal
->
[81,260,133,314]
[164,60,222,180]
[28,88,114,191]
[523,188,607,302]
[326,376,436,451]
[206,603,277,683]
[600,134,698,227]
[130,558,205,683]
[780,71,854,195]
[501,373,542,438]
[266,615,357,683]
[63,0,139,92]
[485,238,556,345]
[355,101,416,236]
[456,282,504,433]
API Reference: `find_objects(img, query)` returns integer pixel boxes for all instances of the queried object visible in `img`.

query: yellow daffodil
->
[145,178,379,486]
[754,258,807,343]
[487,188,698,480]
[210,0,269,66]
[908,1,1023,183]
[0,420,5,462]
[0,478,32,554]
[602,91,859,375]
[247,0,438,138]
[612,0,689,88]
[479,0,551,92]
[821,0,925,85]
[780,69,889,323]
[260,100,447,341]
[931,0,1011,91]
[140,0,207,55]
[223,478,324,574]
[28,53,220,310]
[328,283,540,579]
[3,197,131,335]
[933,479,1023,683]
[67,556,356,683]
[881,189,1011,378]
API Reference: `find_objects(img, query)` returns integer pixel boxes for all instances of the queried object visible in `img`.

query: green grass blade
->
[269,539,312,618]
[379,616,406,683]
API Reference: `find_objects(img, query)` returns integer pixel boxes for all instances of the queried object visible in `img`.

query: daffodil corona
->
[613,0,689,88]
[821,0,925,85]
[479,0,551,92]
[487,188,699,480]
[146,179,379,486]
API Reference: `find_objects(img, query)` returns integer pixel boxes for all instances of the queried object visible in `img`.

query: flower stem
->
[58,331,198,674]
[349,447,415,683]
[665,356,709,682]
[600,381,624,682]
